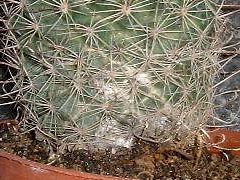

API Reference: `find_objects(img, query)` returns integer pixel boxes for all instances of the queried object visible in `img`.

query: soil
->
[1,126,240,180]
[1,1,240,180]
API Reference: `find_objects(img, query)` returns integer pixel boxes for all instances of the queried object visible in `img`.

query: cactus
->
[2,0,222,149]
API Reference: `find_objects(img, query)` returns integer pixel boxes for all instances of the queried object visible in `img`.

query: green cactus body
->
[7,0,221,148]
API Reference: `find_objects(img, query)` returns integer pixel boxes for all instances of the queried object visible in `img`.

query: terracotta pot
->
[0,151,132,180]
[204,128,240,157]
[1,128,240,180]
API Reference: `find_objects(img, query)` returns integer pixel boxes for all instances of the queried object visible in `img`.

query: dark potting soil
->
[1,127,240,180]
[1,1,240,180]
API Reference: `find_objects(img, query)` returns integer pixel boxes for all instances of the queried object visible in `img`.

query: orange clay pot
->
[204,128,240,157]
[0,151,132,180]
[1,128,240,180]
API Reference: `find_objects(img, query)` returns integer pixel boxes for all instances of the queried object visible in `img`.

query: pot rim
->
[0,151,133,180]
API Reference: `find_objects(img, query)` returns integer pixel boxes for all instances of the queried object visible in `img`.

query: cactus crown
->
[3,0,222,149]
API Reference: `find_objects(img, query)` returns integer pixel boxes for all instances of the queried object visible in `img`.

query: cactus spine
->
[3,0,223,149]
